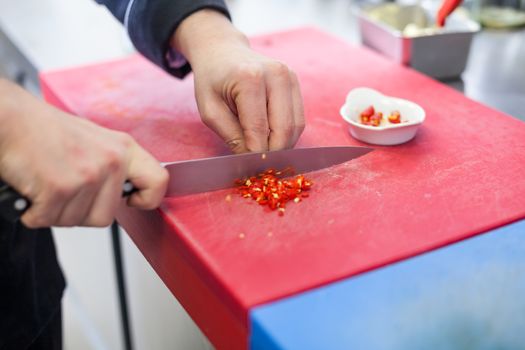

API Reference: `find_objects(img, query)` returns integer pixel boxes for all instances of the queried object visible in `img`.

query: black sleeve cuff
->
[126,0,230,79]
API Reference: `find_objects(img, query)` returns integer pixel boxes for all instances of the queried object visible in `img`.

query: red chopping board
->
[41,28,525,349]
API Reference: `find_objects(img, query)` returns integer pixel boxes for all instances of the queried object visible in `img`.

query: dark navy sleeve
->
[95,0,230,78]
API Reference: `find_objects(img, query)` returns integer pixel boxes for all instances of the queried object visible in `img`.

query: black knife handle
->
[122,180,137,197]
[0,182,30,222]
[0,180,137,223]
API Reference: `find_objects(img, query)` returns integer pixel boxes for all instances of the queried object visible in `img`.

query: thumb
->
[126,143,169,210]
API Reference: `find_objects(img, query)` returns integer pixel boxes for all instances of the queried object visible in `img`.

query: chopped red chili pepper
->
[388,110,401,124]
[235,168,313,215]
[359,105,375,125]
[361,105,375,118]
[369,112,383,127]
[360,106,403,126]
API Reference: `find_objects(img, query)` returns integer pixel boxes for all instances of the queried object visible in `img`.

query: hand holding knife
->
[0,146,372,224]
[0,180,137,223]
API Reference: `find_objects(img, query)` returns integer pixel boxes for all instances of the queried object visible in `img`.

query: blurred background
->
[1,0,523,349]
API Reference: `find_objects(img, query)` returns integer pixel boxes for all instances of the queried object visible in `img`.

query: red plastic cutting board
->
[41,28,525,350]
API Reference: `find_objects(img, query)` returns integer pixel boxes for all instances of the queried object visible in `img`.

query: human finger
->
[198,94,248,153]
[265,62,295,150]
[234,65,270,152]
[289,70,306,147]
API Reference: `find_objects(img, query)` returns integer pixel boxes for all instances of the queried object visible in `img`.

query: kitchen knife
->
[0,146,372,222]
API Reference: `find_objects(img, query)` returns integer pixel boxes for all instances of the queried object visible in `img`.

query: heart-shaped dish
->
[340,87,425,145]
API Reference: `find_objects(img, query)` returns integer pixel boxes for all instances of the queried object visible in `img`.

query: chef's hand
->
[172,9,305,153]
[0,79,168,228]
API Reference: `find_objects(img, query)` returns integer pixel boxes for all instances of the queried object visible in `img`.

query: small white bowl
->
[340,87,425,145]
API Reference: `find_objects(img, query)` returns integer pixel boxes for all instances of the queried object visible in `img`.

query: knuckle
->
[226,138,246,153]
[236,63,264,84]
[114,131,134,149]
[58,217,79,227]
[24,213,49,229]
[79,166,100,186]
[289,68,299,81]
[103,148,124,171]
[142,200,158,211]
[89,214,114,228]
[269,61,290,78]
[18,183,36,199]
[61,207,94,227]
[49,180,73,199]
[99,216,114,227]
[200,109,219,126]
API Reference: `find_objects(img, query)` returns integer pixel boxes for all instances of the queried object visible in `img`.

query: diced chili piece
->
[235,168,313,215]
[388,110,401,124]
[361,105,375,118]
[369,112,383,127]
[359,105,375,125]
[360,106,384,127]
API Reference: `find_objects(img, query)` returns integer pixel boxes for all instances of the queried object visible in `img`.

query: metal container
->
[357,4,480,79]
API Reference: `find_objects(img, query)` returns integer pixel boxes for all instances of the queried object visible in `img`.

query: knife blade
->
[163,146,372,196]
[0,146,372,222]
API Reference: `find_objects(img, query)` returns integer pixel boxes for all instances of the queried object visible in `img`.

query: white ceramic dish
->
[340,87,425,145]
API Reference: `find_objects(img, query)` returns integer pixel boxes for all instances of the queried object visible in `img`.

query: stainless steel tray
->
[357,4,480,79]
